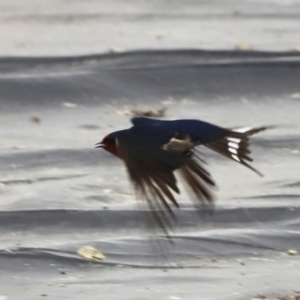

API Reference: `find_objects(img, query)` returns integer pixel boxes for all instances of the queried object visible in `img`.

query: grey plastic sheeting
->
[0,51,300,299]
[2,0,300,56]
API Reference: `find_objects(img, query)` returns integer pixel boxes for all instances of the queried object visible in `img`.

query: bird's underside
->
[97,117,271,234]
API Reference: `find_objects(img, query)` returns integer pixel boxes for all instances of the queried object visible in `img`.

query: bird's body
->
[96,117,270,232]
[109,117,230,145]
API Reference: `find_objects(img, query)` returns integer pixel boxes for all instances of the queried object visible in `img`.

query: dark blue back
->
[131,117,229,144]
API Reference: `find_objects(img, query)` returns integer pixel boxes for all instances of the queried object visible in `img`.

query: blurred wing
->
[116,133,216,233]
[116,134,183,233]
[180,156,216,206]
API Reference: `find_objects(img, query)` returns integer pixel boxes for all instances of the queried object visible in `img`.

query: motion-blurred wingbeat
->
[96,117,270,231]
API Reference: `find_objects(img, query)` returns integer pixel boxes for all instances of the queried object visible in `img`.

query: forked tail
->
[204,126,274,176]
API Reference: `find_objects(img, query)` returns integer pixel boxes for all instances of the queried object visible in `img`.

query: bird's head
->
[95,134,119,157]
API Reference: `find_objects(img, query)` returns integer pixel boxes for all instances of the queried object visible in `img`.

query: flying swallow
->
[96,117,270,232]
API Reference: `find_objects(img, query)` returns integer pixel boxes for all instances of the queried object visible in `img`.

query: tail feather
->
[204,126,272,176]
[231,125,274,136]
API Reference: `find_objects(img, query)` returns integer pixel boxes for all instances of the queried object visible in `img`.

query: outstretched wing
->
[115,132,216,233]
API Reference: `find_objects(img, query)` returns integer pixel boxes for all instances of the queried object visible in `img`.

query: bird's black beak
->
[95,142,104,148]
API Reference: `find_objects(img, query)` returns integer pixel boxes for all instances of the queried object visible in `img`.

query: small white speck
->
[228,142,239,149]
[227,137,241,143]
[290,93,300,99]
[63,102,77,108]
[103,189,112,194]
[231,154,241,162]
[233,126,253,133]
[228,147,238,154]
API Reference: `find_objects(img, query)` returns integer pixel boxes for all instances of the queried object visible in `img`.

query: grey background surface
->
[0,1,300,300]
[1,0,300,56]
